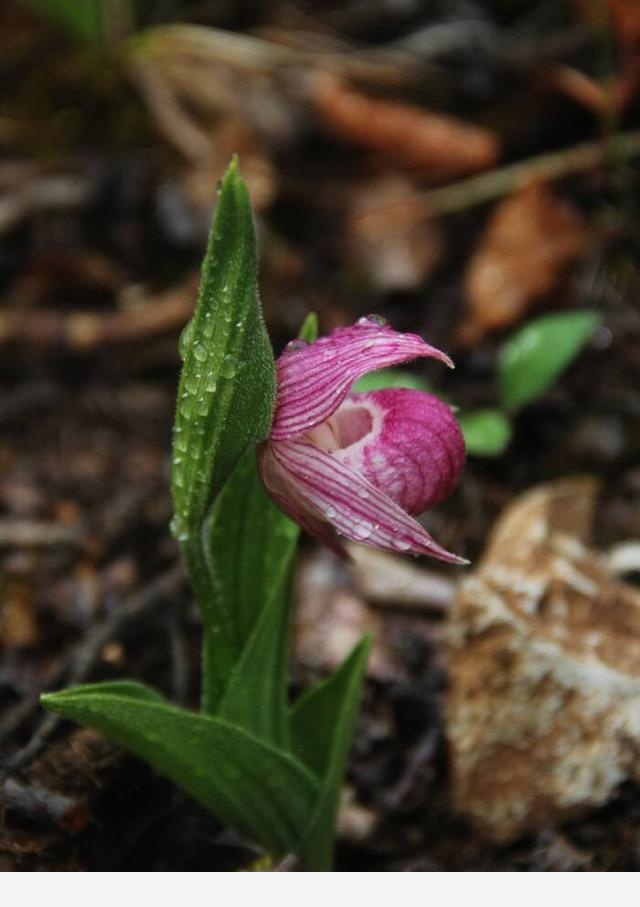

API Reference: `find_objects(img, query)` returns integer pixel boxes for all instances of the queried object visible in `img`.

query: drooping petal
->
[270,317,453,442]
[331,389,465,515]
[257,441,347,558]
[258,437,467,564]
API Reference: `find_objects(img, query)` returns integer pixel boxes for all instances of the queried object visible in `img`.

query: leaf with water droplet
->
[171,158,276,637]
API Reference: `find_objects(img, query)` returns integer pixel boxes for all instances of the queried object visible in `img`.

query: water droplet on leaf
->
[193,342,207,362]
[221,354,237,378]
[178,320,194,359]
[184,374,199,394]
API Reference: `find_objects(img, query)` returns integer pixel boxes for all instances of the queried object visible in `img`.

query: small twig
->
[0,175,91,236]
[0,274,198,352]
[422,129,640,215]
[0,520,82,549]
[2,778,87,831]
[135,24,414,88]
[0,563,184,782]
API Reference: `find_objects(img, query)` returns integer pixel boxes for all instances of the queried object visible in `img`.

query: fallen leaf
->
[312,73,499,177]
[460,183,588,342]
[345,176,443,291]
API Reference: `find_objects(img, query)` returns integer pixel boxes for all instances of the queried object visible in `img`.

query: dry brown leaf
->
[311,73,499,177]
[345,176,443,291]
[0,274,199,352]
[0,580,38,649]
[447,477,640,840]
[460,183,588,342]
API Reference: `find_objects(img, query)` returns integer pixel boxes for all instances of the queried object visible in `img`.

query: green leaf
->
[290,637,372,871]
[353,368,432,394]
[298,312,319,343]
[171,159,276,628]
[498,310,600,412]
[459,408,512,457]
[41,682,320,858]
[205,448,299,727]
[18,0,132,45]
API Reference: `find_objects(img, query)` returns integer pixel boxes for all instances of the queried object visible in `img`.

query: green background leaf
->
[459,408,512,457]
[298,312,319,343]
[353,369,432,394]
[18,0,132,45]
[498,310,600,412]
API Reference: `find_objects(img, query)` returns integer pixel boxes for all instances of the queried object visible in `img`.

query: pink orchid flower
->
[258,316,467,563]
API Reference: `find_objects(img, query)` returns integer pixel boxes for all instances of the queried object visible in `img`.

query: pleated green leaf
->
[41,682,320,858]
[206,447,299,725]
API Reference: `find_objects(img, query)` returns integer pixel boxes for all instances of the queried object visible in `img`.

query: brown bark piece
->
[447,478,640,840]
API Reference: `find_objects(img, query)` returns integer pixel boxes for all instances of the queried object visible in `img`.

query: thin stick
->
[0,564,184,781]
[421,130,640,215]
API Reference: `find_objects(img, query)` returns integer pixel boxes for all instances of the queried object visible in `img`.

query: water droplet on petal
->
[358,313,387,327]
[324,505,337,519]
[392,537,411,552]
[285,338,310,353]
[353,520,373,540]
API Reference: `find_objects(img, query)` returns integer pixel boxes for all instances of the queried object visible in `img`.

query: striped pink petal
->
[331,389,465,515]
[258,437,466,564]
[270,316,452,441]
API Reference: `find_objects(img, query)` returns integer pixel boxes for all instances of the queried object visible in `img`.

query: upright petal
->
[332,389,466,515]
[258,437,467,564]
[270,317,453,441]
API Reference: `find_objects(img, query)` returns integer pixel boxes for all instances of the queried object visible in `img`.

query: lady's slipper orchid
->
[258,316,467,563]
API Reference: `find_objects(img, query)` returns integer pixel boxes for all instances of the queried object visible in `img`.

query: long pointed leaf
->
[209,450,299,731]
[290,637,371,870]
[42,682,320,857]
[171,160,276,701]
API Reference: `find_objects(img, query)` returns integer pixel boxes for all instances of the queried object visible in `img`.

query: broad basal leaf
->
[498,310,600,412]
[42,682,320,858]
